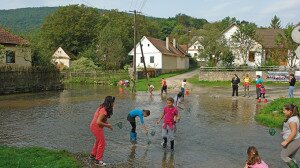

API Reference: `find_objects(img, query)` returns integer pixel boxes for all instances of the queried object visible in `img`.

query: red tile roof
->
[0,27,28,45]
[146,36,187,57]
[255,29,284,48]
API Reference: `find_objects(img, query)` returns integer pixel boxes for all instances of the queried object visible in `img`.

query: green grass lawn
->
[136,68,197,91]
[255,98,300,128]
[0,146,80,168]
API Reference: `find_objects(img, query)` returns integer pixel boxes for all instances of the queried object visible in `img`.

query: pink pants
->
[91,128,106,161]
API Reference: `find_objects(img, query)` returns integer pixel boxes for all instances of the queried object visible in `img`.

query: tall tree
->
[270,15,281,29]
[276,24,298,67]
[40,5,101,59]
[231,23,258,65]
[198,22,232,66]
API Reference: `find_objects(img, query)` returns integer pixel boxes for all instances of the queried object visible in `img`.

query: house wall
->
[52,58,70,67]
[130,37,163,69]
[162,54,178,73]
[0,45,31,66]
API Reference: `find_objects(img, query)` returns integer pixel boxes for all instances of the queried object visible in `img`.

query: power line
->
[80,0,97,8]
[129,0,134,11]
[140,0,147,12]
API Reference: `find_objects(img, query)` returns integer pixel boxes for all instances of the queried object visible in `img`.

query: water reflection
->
[161,151,174,168]
[0,85,289,167]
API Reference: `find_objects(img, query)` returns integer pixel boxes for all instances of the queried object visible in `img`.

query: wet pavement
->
[0,84,297,168]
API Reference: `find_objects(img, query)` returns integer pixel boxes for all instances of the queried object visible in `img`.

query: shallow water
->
[0,85,292,167]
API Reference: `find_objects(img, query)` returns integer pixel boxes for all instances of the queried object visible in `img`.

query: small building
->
[52,47,71,69]
[128,36,189,73]
[0,27,31,66]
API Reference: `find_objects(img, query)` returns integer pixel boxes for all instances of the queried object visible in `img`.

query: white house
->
[222,24,263,67]
[128,36,189,73]
[187,40,204,61]
[52,47,70,68]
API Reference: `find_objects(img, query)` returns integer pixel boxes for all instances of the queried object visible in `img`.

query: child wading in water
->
[89,96,115,166]
[281,104,300,168]
[127,109,150,143]
[244,146,269,168]
[156,97,179,151]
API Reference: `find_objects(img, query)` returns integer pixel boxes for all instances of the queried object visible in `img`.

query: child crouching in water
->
[244,146,269,168]
[156,97,179,151]
[127,109,150,143]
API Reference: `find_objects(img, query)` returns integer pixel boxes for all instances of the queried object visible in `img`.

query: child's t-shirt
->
[260,88,266,94]
[163,106,178,129]
[129,109,145,124]
[181,81,186,88]
[90,107,108,131]
[247,160,269,168]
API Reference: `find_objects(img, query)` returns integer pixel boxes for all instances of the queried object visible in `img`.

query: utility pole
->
[129,10,141,93]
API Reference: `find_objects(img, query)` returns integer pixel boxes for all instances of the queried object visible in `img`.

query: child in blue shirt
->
[127,109,150,143]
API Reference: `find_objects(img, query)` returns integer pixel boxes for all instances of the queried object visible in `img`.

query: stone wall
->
[0,66,63,95]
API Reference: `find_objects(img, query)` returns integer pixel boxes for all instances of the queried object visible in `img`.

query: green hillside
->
[0,7,59,33]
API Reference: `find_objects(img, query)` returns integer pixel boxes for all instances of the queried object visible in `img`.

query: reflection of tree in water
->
[161,151,174,168]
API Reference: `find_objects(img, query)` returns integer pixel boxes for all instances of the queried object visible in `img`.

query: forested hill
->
[0,7,59,33]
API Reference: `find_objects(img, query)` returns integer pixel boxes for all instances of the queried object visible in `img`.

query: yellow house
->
[52,47,71,69]
[0,27,31,66]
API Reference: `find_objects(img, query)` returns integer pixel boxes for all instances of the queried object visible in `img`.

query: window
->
[148,44,150,47]
[194,46,196,49]
[150,56,154,63]
[194,53,197,56]
[6,50,15,63]
[248,51,255,62]
[140,57,144,63]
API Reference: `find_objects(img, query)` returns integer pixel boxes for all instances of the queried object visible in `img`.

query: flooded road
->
[0,85,293,167]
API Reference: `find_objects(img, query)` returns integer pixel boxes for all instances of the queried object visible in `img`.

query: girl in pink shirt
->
[90,96,115,166]
[244,146,269,168]
[156,97,179,151]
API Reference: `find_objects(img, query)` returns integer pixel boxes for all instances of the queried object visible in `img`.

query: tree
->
[231,23,258,65]
[276,24,298,67]
[40,5,101,59]
[0,44,4,64]
[270,15,281,29]
[198,22,232,66]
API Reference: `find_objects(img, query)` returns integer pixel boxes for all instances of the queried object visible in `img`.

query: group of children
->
[232,74,267,103]
[89,77,300,167]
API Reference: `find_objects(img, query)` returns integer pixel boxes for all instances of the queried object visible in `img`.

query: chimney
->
[166,37,169,50]
[173,38,176,48]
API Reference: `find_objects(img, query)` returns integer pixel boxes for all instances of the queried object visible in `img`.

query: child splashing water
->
[281,104,300,168]
[244,146,269,168]
[156,97,179,151]
[127,109,150,143]
[89,96,115,166]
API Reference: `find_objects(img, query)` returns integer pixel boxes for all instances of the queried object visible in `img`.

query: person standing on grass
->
[255,75,263,99]
[289,74,296,98]
[231,74,240,97]
[281,104,300,168]
[89,96,115,166]
[161,78,168,95]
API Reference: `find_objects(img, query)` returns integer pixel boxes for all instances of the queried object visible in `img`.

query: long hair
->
[284,104,299,122]
[246,146,261,165]
[99,96,115,118]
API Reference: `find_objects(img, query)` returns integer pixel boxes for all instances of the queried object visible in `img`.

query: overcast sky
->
[0,0,299,27]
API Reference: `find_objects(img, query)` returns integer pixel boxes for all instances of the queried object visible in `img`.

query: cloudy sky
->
[0,0,299,27]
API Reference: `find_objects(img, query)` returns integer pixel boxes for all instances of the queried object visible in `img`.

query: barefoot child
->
[281,104,300,168]
[244,146,269,168]
[89,96,115,166]
[148,84,154,96]
[127,109,150,143]
[156,97,179,151]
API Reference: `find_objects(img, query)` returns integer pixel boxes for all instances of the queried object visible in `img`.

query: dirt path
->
[166,68,300,100]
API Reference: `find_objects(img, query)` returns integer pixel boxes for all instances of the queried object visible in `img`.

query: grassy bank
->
[0,146,80,168]
[136,68,197,91]
[255,98,300,128]
[189,76,290,87]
